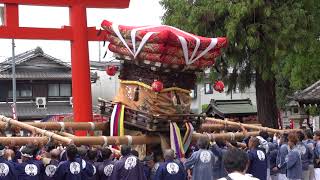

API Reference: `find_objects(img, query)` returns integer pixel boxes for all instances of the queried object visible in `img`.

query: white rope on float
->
[109,22,219,66]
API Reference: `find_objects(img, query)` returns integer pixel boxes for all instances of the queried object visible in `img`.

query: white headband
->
[0,149,4,156]
[21,152,33,158]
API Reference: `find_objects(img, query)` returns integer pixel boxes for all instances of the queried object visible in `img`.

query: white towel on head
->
[257,136,269,153]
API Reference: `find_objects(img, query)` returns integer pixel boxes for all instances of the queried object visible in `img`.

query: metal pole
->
[11,39,17,119]
[98,41,101,62]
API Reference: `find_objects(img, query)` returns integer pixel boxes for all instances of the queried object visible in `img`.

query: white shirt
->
[218,172,260,180]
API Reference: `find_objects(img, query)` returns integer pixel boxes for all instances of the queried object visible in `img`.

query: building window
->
[48,84,60,97]
[292,107,299,114]
[190,89,197,99]
[19,84,32,97]
[60,84,71,96]
[48,84,71,97]
[204,83,213,94]
[8,84,32,98]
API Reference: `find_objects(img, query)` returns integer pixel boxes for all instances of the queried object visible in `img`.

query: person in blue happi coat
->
[247,136,268,180]
[96,147,115,180]
[15,144,44,180]
[54,144,83,180]
[154,149,186,180]
[185,136,216,180]
[273,133,289,179]
[43,149,60,180]
[85,149,98,180]
[287,132,303,180]
[0,144,17,180]
[110,145,147,180]
[210,139,228,179]
[296,131,313,180]
[303,129,315,180]
[75,146,95,180]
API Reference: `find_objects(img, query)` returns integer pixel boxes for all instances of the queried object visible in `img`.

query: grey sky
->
[0,0,165,62]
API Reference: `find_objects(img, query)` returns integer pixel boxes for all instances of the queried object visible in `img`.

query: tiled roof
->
[0,102,73,120]
[205,99,257,118]
[0,47,70,72]
[292,80,320,104]
[90,61,120,70]
[0,72,72,80]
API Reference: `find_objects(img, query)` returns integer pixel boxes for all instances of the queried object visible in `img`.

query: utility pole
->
[11,39,17,120]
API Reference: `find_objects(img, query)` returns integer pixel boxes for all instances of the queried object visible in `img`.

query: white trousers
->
[278,173,288,180]
[315,168,320,180]
[270,174,278,180]
[308,165,315,180]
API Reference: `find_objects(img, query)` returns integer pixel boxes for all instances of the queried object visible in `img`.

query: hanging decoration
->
[110,103,125,144]
[170,122,184,158]
[182,122,194,152]
[169,122,195,158]
[133,86,140,101]
[106,65,117,76]
[213,80,224,93]
[151,80,164,93]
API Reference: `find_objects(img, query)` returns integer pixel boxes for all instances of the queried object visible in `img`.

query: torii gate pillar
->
[69,4,91,136]
[0,1,130,136]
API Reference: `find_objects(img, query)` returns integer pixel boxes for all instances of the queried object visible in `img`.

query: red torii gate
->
[0,0,130,136]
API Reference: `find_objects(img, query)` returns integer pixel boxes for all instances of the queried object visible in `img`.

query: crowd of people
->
[0,128,319,180]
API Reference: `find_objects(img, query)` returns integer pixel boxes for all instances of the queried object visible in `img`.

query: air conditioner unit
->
[35,97,46,109]
[69,97,73,107]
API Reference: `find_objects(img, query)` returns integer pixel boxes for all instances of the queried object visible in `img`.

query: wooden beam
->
[0,115,72,144]
[57,131,121,155]
[200,124,247,132]
[4,3,18,27]
[205,118,301,133]
[0,137,48,146]
[0,122,107,131]
[0,0,130,8]
[0,132,257,146]
[0,27,73,40]
[0,121,107,131]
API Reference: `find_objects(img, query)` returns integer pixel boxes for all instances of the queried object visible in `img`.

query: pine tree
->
[160,0,320,127]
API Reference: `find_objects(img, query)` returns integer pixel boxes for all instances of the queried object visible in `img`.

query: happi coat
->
[54,159,84,180]
[43,159,59,180]
[185,149,216,180]
[15,159,44,180]
[0,157,17,180]
[210,144,227,179]
[154,159,186,180]
[247,148,268,180]
[110,155,146,180]
[96,159,115,180]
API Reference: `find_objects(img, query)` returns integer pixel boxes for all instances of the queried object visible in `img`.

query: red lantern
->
[105,65,117,76]
[213,80,224,93]
[151,80,164,93]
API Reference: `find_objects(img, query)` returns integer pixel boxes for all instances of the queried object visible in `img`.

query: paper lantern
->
[213,80,224,93]
[105,65,117,76]
[151,80,164,93]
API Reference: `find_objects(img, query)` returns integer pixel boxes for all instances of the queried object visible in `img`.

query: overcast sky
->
[0,0,165,62]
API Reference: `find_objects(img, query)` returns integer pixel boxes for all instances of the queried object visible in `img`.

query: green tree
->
[161,0,320,128]
[276,45,320,109]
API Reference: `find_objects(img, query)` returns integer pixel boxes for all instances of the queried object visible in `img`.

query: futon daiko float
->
[99,20,227,133]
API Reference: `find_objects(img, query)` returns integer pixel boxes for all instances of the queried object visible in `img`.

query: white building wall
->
[91,70,120,107]
[191,83,256,113]
[313,116,320,130]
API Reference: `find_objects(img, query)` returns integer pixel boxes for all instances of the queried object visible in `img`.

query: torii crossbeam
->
[0,0,130,136]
